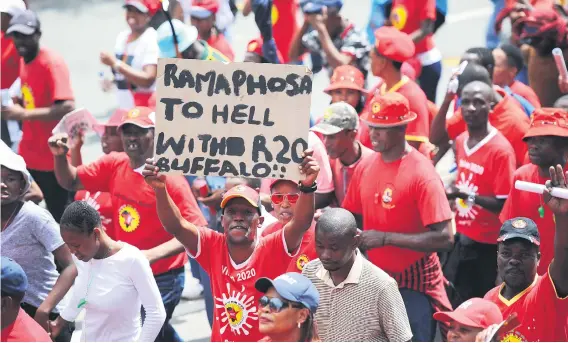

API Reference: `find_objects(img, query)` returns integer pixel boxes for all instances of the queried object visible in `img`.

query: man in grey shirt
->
[302,208,412,342]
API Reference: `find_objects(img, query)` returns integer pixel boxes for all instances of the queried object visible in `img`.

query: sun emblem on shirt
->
[118,204,140,233]
[296,254,310,271]
[390,5,408,30]
[215,283,258,336]
[500,331,525,342]
[381,185,395,209]
[455,171,479,220]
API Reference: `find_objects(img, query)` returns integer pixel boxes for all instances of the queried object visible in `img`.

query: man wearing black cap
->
[483,165,568,342]
[1,256,51,342]
[2,9,75,223]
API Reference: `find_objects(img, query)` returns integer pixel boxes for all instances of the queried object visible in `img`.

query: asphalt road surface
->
[28,0,495,340]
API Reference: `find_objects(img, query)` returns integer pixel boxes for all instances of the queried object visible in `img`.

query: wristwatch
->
[298,181,317,193]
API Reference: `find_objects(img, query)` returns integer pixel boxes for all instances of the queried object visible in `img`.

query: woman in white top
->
[49,201,166,342]
[100,0,160,110]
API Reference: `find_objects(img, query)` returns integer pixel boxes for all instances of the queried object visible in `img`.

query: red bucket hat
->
[523,108,568,141]
[373,26,415,63]
[247,37,285,64]
[361,92,416,128]
[324,65,367,94]
[123,0,161,16]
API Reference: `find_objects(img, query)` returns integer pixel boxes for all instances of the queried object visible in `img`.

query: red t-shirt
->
[1,33,20,89]
[272,0,298,63]
[1,308,51,342]
[499,164,556,275]
[329,142,374,205]
[390,0,437,54]
[509,80,541,109]
[207,32,235,61]
[484,271,568,342]
[342,149,452,273]
[454,128,516,244]
[447,89,530,168]
[77,152,206,275]
[74,190,115,236]
[190,227,296,342]
[18,48,74,171]
[261,221,317,272]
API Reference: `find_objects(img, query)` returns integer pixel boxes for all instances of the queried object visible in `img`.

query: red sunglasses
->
[271,193,300,205]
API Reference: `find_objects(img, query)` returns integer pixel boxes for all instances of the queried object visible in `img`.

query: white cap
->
[0,141,32,196]
[0,0,26,16]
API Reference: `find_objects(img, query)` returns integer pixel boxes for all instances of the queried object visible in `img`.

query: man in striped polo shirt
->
[302,208,412,342]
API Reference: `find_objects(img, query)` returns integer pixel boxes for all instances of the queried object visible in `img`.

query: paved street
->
[28,0,495,341]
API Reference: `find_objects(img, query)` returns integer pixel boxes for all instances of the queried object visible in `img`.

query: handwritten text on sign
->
[154,59,313,180]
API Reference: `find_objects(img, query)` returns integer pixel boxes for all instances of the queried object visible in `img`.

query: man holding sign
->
[143,150,319,341]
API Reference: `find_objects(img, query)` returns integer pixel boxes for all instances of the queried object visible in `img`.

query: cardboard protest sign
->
[154,58,313,180]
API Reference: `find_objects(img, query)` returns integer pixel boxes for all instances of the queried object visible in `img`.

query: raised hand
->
[299,149,319,186]
[543,164,568,216]
[142,158,167,190]
[48,133,70,156]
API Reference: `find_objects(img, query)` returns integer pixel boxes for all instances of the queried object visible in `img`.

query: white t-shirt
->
[60,243,165,342]
[113,28,159,110]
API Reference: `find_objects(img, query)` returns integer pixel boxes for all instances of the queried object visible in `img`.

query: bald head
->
[462,81,494,103]
[458,64,492,94]
[315,208,358,238]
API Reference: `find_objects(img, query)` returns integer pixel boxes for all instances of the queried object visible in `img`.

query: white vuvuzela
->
[515,180,568,200]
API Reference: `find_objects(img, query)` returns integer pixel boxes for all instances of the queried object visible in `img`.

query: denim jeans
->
[399,288,436,342]
[143,268,185,342]
[419,61,442,103]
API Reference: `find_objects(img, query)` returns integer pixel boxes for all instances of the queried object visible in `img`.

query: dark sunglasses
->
[259,295,303,313]
[271,193,300,205]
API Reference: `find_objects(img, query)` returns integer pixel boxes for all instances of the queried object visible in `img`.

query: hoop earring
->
[297,322,301,328]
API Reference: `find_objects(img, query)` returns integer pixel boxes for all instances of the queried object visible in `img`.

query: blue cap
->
[156,19,199,58]
[300,0,343,14]
[255,272,319,313]
[1,257,28,296]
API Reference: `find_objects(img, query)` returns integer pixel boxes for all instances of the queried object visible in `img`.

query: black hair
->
[60,201,102,235]
[465,47,495,76]
[300,311,319,342]
[392,61,403,71]
[315,208,358,238]
[458,64,493,90]
[499,43,524,73]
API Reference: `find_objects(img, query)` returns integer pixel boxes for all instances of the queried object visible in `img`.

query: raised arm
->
[543,165,568,297]
[48,133,84,191]
[143,159,200,253]
[283,149,319,253]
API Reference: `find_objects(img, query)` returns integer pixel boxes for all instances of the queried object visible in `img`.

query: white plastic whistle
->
[514,180,568,200]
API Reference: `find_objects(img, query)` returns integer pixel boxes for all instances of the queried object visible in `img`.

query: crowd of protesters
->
[1,0,568,342]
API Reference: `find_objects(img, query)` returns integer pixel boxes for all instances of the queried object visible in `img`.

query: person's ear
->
[353,232,361,249]
[258,216,265,227]
[297,308,310,326]
[1,296,12,313]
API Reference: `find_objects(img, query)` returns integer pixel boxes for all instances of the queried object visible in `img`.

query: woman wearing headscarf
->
[0,142,75,341]
[48,201,166,342]
[99,0,160,110]
[255,273,320,342]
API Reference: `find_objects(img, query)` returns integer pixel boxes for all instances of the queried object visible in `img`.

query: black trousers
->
[28,169,70,223]
[443,233,498,308]
[21,302,75,342]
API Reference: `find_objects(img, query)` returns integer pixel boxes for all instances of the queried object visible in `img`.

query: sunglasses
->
[259,295,303,313]
[271,193,300,205]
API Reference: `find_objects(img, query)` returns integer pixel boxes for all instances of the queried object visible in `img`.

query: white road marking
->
[446,7,494,24]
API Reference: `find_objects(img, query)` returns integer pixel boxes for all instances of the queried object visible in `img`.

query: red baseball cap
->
[247,37,285,64]
[93,108,127,134]
[373,27,415,63]
[123,0,161,16]
[324,65,367,94]
[523,108,568,141]
[118,106,156,129]
[220,185,261,210]
[191,0,219,19]
[433,298,503,329]
[361,92,416,128]
[269,179,297,191]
